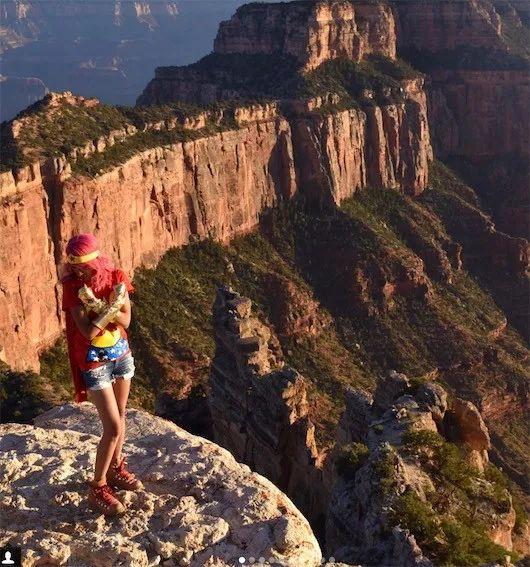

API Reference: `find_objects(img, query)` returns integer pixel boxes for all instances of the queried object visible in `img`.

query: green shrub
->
[300,56,418,107]
[402,429,445,451]
[0,362,59,423]
[392,490,512,566]
[392,491,440,547]
[436,442,477,491]
[39,337,73,397]
[485,464,528,532]
[441,518,511,566]
[375,450,398,495]
[335,442,369,479]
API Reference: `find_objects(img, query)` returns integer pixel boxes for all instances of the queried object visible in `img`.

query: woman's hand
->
[111,293,132,329]
[109,287,128,312]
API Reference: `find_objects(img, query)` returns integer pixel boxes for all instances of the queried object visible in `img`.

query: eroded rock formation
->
[0,103,296,372]
[290,79,432,201]
[0,83,432,373]
[1,0,528,433]
[426,70,529,160]
[0,403,323,567]
[391,0,530,239]
[208,286,329,532]
[325,372,517,564]
[392,0,509,53]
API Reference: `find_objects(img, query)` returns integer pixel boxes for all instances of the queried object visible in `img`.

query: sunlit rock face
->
[214,0,396,70]
[0,402,323,566]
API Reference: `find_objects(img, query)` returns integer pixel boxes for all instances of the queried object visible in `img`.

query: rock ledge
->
[0,403,322,566]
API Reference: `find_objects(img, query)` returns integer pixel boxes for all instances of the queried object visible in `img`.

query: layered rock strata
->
[214,0,397,70]
[208,286,329,531]
[0,403,323,567]
[290,78,432,202]
[0,82,431,372]
[392,0,510,53]
[391,0,530,239]
[0,109,296,372]
[426,70,529,159]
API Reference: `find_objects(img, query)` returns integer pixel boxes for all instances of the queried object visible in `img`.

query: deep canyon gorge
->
[1,0,529,565]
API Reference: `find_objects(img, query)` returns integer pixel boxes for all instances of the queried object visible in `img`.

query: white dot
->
[329,558,336,564]
[249,559,255,564]
[258,558,265,564]
[239,558,246,564]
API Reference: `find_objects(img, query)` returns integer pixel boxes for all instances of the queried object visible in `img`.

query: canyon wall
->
[0,85,432,372]
[424,65,529,241]
[391,0,530,239]
[427,69,529,159]
[2,0,528,374]
[392,0,508,53]
[55,118,297,270]
[0,165,62,372]
[391,0,530,159]
[0,113,297,371]
[291,78,432,202]
[214,0,396,69]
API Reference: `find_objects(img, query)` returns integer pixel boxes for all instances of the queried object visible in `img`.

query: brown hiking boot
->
[87,481,126,516]
[107,457,144,491]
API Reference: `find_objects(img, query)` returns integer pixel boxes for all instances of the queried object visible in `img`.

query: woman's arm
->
[70,305,103,341]
[71,289,132,339]
[112,293,132,329]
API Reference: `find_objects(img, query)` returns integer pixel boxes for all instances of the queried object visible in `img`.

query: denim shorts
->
[81,353,135,391]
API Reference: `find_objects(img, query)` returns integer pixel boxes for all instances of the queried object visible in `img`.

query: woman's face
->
[71,263,94,281]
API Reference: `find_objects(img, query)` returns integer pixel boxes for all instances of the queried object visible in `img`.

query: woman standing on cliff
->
[61,233,143,516]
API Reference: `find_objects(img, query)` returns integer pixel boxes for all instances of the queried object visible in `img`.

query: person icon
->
[1,550,14,564]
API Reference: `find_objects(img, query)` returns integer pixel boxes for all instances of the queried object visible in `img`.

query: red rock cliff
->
[0,111,297,372]
[392,0,508,52]
[291,78,432,202]
[214,0,396,70]
[391,0,530,238]
[6,0,528,374]
[0,84,432,372]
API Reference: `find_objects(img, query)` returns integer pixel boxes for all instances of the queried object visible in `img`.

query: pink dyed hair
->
[64,233,115,293]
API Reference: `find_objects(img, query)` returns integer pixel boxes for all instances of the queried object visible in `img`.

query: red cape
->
[65,310,88,403]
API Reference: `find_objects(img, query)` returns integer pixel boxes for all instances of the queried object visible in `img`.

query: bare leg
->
[88,386,122,485]
[110,376,132,466]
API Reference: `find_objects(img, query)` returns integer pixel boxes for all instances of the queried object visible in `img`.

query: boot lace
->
[93,483,118,505]
[114,458,136,482]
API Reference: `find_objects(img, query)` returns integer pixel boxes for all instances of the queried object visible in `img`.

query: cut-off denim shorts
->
[81,353,135,391]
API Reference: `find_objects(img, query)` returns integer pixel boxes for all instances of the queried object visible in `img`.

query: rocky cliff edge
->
[0,403,322,567]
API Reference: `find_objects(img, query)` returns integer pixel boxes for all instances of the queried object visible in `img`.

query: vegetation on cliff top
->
[393,489,511,566]
[171,52,420,107]
[1,51,420,175]
[0,95,235,174]
[0,99,131,172]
